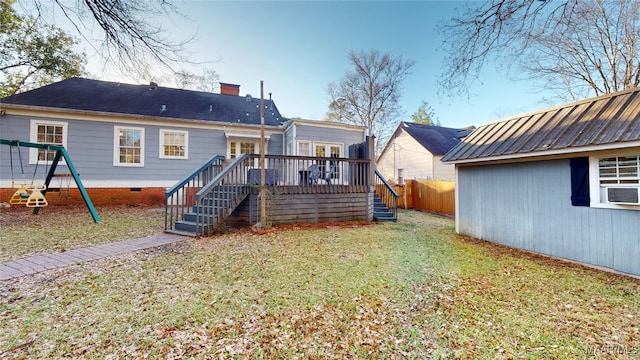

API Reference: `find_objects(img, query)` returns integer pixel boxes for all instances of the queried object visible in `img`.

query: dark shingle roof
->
[400,122,474,155]
[442,87,640,163]
[1,77,286,126]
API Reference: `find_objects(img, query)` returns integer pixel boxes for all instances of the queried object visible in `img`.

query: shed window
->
[599,156,640,184]
[588,155,640,209]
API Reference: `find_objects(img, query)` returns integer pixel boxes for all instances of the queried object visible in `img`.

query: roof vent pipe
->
[209,104,213,112]
[150,82,158,90]
[161,104,167,112]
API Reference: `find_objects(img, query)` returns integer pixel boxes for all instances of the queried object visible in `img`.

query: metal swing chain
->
[15,142,27,185]
[32,150,41,184]
[8,142,31,205]
[9,145,15,187]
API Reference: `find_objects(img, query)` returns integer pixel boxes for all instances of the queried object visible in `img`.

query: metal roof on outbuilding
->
[442,87,640,163]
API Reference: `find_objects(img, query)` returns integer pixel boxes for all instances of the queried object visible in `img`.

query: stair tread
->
[165,229,198,237]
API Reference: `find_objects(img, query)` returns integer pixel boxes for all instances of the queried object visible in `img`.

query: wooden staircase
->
[165,155,252,237]
[171,185,249,236]
[373,170,398,222]
[373,193,396,221]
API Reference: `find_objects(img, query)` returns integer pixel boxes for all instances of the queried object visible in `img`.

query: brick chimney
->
[220,82,240,96]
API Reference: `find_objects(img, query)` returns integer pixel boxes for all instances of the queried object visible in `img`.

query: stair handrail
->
[191,154,252,235]
[374,169,398,219]
[164,154,225,232]
[195,154,249,200]
[165,154,225,198]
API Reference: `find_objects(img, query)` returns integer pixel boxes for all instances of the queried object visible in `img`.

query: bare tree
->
[439,0,640,101]
[15,0,193,77]
[325,97,353,123]
[153,68,220,92]
[327,49,414,154]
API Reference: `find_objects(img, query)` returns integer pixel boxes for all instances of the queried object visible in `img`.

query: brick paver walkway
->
[0,233,187,281]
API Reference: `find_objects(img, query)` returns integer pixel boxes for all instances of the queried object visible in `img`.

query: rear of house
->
[0,78,366,207]
[442,88,640,276]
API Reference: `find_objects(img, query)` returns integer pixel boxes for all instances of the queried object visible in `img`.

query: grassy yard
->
[1,207,638,359]
[0,205,164,262]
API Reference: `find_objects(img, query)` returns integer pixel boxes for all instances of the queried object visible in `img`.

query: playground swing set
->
[1,139,100,223]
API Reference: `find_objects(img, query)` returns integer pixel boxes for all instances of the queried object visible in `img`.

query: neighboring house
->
[376,122,473,182]
[0,77,367,206]
[442,87,640,276]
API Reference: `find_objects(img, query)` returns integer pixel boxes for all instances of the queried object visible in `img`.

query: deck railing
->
[190,154,253,235]
[164,155,224,232]
[165,154,372,234]
[239,154,371,191]
[374,169,399,219]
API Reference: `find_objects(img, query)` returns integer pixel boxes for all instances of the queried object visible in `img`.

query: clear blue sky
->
[75,1,554,129]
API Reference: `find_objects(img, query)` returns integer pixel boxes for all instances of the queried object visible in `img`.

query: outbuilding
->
[442,88,640,276]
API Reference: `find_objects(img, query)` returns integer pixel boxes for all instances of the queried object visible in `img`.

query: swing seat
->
[9,184,30,205]
[26,185,48,208]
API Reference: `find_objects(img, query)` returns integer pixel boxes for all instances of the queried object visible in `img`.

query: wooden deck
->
[165,151,397,235]
[226,185,373,227]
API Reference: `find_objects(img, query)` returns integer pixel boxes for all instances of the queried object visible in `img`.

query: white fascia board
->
[446,141,640,166]
[288,118,367,132]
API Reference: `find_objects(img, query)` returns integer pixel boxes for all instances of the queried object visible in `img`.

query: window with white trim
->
[586,155,640,208]
[297,141,311,156]
[598,155,639,205]
[29,120,67,164]
[228,141,257,159]
[599,156,640,185]
[160,129,188,159]
[228,140,259,167]
[114,126,144,167]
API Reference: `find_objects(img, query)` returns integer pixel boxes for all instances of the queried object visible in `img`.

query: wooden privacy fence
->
[393,179,455,216]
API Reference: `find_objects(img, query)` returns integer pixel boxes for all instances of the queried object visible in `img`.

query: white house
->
[377,122,473,182]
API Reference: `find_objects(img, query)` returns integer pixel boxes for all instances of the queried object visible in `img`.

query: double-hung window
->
[297,141,311,156]
[114,126,144,167]
[160,129,188,159]
[585,155,640,208]
[29,120,67,164]
[597,155,640,205]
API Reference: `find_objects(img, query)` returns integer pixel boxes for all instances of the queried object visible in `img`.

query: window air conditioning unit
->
[606,186,640,205]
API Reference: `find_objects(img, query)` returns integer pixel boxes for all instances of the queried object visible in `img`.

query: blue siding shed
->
[445,87,640,276]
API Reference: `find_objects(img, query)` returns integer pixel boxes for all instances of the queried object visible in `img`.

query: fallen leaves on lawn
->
[99,295,441,359]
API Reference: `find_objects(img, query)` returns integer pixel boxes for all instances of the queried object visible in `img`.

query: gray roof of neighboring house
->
[0,77,287,126]
[399,122,474,156]
[442,87,640,163]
